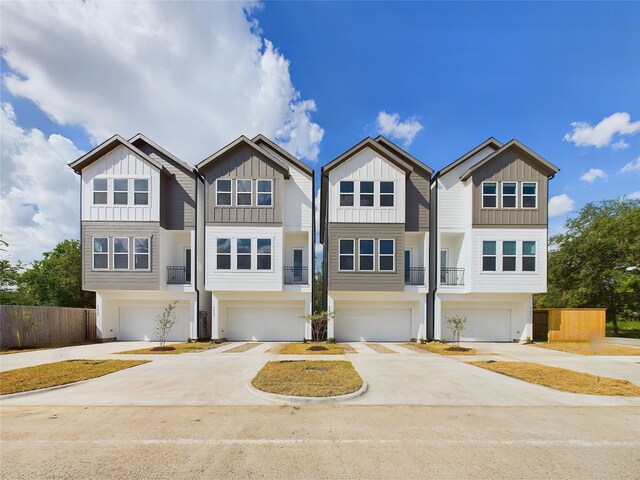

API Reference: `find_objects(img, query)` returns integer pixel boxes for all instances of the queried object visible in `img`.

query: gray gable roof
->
[436,137,503,178]
[322,137,413,175]
[129,133,194,175]
[251,134,313,177]
[373,136,433,175]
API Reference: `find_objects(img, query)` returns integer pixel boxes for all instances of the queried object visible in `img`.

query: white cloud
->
[626,191,640,200]
[0,104,83,263]
[620,156,640,173]
[0,1,323,162]
[563,112,640,149]
[549,194,575,218]
[612,139,630,151]
[580,168,607,183]
[376,111,423,147]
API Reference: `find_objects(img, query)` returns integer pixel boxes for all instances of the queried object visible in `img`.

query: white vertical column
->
[304,297,312,340]
[433,295,442,340]
[95,292,104,339]
[327,294,335,339]
[211,294,220,340]
[418,297,427,341]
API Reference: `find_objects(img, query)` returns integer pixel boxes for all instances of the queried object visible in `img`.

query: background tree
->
[313,267,324,313]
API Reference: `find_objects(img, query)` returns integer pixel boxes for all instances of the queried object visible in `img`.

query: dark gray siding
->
[406,169,430,232]
[328,223,405,292]
[472,149,548,227]
[82,221,160,291]
[203,144,284,225]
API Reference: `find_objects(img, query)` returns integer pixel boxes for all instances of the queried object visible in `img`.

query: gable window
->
[522,183,537,208]
[236,239,252,270]
[257,179,273,207]
[113,179,129,205]
[482,182,497,208]
[93,179,107,205]
[359,181,374,207]
[339,239,355,271]
[380,181,394,207]
[522,241,536,271]
[113,237,129,270]
[358,239,374,271]
[216,179,232,206]
[482,241,497,271]
[339,181,354,206]
[378,239,395,271]
[502,241,516,272]
[134,179,148,205]
[133,237,150,270]
[257,239,272,270]
[216,239,231,270]
[502,182,517,209]
[236,179,252,206]
[93,237,109,270]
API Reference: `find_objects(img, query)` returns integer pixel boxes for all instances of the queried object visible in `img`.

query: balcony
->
[405,267,425,286]
[441,267,464,286]
[284,266,309,285]
[167,266,191,285]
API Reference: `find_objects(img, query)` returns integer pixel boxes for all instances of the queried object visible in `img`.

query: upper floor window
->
[339,181,354,206]
[93,179,107,205]
[339,239,355,271]
[113,237,129,270]
[257,239,272,270]
[134,237,150,270]
[482,241,497,271]
[217,239,231,270]
[502,241,516,272]
[380,181,395,207]
[216,179,232,206]
[236,179,252,206]
[522,183,537,208]
[236,239,252,270]
[378,239,395,271]
[113,179,129,205]
[93,237,109,270]
[482,182,497,208]
[522,241,536,271]
[257,180,273,207]
[358,239,374,271]
[134,179,148,205]
[359,181,374,207]
[502,182,517,209]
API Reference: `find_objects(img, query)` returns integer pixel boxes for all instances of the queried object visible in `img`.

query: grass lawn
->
[531,342,640,356]
[117,342,226,354]
[607,319,640,339]
[0,346,50,355]
[405,342,477,355]
[252,360,363,397]
[276,343,345,355]
[468,361,640,396]
[0,359,149,395]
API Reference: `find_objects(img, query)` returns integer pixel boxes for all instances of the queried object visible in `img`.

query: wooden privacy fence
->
[533,308,606,342]
[0,305,97,348]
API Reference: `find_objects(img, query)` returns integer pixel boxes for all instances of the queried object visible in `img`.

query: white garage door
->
[336,308,411,342]
[442,309,511,342]
[119,304,191,341]
[227,308,305,341]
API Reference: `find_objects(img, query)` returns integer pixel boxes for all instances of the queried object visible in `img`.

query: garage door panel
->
[336,308,411,342]
[119,305,191,342]
[442,309,510,342]
[227,308,305,341]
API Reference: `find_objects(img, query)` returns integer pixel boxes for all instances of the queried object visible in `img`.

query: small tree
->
[444,314,467,347]
[300,310,334,342]
[155,300,179,347]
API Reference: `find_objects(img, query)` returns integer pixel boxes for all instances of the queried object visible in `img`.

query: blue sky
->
[1,1,639,262]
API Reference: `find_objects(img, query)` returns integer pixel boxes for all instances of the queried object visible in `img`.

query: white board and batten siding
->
[82,145,160,222]
[284,164,313,230]
[329,147,405,223]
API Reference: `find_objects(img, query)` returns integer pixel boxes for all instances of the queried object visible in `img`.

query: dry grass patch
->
[0,346,49,355]
[117,342,226,354]
[252,360,363,397]
[531,342,640,356]
[223,342,262,353]
[277,343,345,355]
[366,343,396,354]
[405,342,476,355]
[0,359,148,395]
[469,361,640,396]
[339,343,358,354]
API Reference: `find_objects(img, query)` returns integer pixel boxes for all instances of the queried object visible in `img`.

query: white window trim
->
[133,237,151,271]
[133,178,149,206]
[112,237,130,271]
[215,238,232,271]
[501,240,517,272]
[379,181,395,208]
[256,238,273,271]
[236,238,253,270]
[214,237,275,272]
[338,238,355,272]
[482,240,497,272]
[481,181,498,209]
[92,237,109,271]
[522,240,537,272]
[338,181,355,207]
[358,239,375,271]
[378,238,396,272]
[256,179,273,207]
[359,181,376,208]
[521,181,538,209]
[92,178,108,206]
[501,182,518,209]
[235,179,253,207]
[216,179,232,206]
[113,178,130,205]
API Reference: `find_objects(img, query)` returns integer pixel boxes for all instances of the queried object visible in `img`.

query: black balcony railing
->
[441,267,465,286]
[167,266,190,285]
[284,266,308,285]
[404,267,425,285]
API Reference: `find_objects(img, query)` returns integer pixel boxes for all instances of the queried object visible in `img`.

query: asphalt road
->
[1,405,638,479]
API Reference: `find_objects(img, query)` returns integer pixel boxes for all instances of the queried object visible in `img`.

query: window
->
[236,239,252,270]
[93,237,108,270]
[522,182,537,208]
[482,241,497,271]
[257,180,273,206]
[378,239,395,271]
[359,181,374,207]
[358,239,374,271]
[522,241,536,271]
[257,239,272,270]
[339,181,354,206]
[134,179,148,205]
[93,179,107,205]
[482,182,497,208]
[113,179,129,205]
[502,182,517,209]
[339,239,355,271]
[216,239,231,270]
[236,179,252,206]
[380,181,394,207]
[216,179,231,206]
[113,237,129,270]
[133,237,150,270]
[502,241,516,272]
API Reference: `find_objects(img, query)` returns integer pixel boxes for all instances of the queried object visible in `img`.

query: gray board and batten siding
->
[405,168,430,232]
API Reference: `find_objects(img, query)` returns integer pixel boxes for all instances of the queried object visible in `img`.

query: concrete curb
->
[0,379,95,399]
[245,380,368,404]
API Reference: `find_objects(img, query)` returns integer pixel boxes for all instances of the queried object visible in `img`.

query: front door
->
[185,248,192,283]
[404,249,412,283]
[293,249,303,283]
[440,249,448,283]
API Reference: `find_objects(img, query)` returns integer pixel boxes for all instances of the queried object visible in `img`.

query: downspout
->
[427,173,439,341]
[311,170,316,314]
[193,168,205,339]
